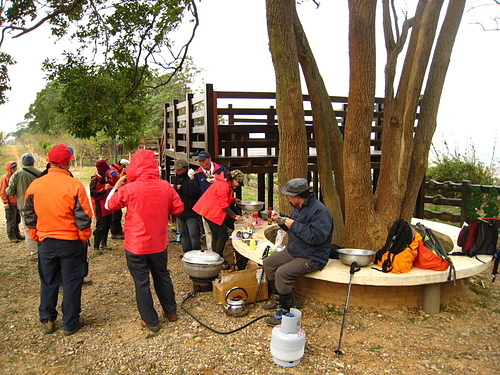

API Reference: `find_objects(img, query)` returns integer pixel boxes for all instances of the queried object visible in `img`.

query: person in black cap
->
[188,150,229,251]
[263,178,334,325]
[171,159,201,253]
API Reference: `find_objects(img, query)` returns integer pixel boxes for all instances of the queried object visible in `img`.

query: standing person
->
[6,153,42,259]
[105,149,184,332]
[24,144,93,335]
[263,178,334,325]
[109,159,129,239]
[193,170,245,260]
[90,160,114,254]
[171,159,201,253]
[188,151,229,251]
[0,161,23,243]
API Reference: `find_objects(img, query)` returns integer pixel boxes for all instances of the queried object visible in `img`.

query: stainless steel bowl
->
[336,249,376,267]
[239,200,265,212]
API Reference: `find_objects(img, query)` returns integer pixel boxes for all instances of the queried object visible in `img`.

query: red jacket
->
[0,161,18,206]
[107,149,184,255]
[90,174,113,218]
[193,173,236,226]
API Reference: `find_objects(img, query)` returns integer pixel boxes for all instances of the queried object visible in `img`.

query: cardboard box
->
[212,268,268,304]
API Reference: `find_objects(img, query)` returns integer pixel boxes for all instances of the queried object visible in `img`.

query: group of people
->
[2,143,335,333]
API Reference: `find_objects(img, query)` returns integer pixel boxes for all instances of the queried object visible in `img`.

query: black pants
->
[94,215,112,247]
[38,238,87,330]
[110,209,123,235]
[5,204,21,240]
[126,249,177,326]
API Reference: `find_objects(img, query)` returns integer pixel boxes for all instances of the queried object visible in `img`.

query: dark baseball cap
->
[174,159,188,170]
[196,151,211,160]
[280,178,312,196]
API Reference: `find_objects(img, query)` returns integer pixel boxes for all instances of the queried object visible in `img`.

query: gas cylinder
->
[270,308,306,367]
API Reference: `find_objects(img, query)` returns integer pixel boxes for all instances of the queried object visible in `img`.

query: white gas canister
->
[270,308,306,367]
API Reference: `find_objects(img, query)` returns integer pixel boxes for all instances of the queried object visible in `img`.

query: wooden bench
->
[231,219,492,314]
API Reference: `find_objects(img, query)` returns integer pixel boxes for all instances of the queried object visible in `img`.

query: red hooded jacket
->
[106,149,184,255]
[193,172,236,226]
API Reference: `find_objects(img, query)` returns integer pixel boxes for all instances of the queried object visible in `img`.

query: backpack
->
[455,218,500,282]
[374,219,417,274]
[413,222,456,284]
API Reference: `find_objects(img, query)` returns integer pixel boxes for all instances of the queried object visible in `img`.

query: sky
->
[0,0,499,164]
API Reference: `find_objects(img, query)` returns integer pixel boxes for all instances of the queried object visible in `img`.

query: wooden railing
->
[415,180,500,226]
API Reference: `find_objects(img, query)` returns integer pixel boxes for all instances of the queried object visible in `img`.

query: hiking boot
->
[162,313,179,322]
[17,235,26,241]
[111,234,124,239]
[141,321,161,332]
[64,322,83,336]
[41,320,56,334]
[82,278,93,285]
[265,316,282,326]
[100,245,112,250]
[94,247,103,255]
[9,239,20,244]
[263,294,279,310]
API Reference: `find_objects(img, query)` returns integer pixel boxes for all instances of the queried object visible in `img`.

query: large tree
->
[266,0,466,248]
[0,0,198,137]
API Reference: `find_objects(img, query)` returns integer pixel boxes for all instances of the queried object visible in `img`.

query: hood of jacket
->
[4,161,16,175]
[126,149,159,182]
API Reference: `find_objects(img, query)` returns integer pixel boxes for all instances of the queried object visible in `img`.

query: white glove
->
[188,168,196,180]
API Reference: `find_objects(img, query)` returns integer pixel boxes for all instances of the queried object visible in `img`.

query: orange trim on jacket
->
[24,168,93,242]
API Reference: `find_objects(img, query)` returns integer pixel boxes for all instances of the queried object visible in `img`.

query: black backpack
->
[454,218,500,282]
[374,219,414,273]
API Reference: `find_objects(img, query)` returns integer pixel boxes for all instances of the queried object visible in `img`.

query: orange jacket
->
[24,168,93,242]
[0,161,18,206]
[193,173,236,226]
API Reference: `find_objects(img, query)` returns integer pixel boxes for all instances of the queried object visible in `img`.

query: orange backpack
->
[375,220,418,274]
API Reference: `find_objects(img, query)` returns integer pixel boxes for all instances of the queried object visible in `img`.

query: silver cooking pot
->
[182,250,224,279]
[239,200,265,212]
[336,249,376,267]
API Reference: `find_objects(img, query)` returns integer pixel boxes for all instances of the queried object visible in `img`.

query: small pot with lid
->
[182,250,224,279]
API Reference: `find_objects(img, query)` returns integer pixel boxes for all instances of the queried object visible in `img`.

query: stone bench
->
[231,218,492,314]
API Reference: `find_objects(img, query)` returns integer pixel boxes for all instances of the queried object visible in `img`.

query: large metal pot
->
[239,200,265,212]
[336,249,376,267]
[182,250,224,279]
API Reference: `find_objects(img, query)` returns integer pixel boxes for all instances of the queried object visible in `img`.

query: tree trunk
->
[375,0,443,221]
[266,0,308,213]
[343,0,378,249]
[292,6,345,244]
[402,0,466,218]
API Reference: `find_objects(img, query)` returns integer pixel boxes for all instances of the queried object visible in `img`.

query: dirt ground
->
[0,213,499,375]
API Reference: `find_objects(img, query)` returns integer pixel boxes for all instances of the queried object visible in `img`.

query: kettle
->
[223,287,249,317]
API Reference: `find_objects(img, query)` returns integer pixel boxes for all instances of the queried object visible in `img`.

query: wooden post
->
[204,83,216,156]
[172,99,179,153]
[186,93,194,158]
[258,173,265,204]
[267,172,274,209]
[461,180,471,225]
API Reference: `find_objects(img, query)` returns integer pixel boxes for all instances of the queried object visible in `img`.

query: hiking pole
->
[334,261,360,355]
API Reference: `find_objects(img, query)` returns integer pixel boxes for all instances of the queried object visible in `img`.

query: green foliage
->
[0,52,15,105]
[427,154,495,186]
[468,187,499,220]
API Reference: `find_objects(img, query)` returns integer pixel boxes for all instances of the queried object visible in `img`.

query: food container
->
[239,201,265,212]
[182,250,224,279]
[260,210,268,220]
[336,249,376,267]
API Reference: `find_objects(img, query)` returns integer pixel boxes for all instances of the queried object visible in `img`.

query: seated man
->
[263,178,334,325]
